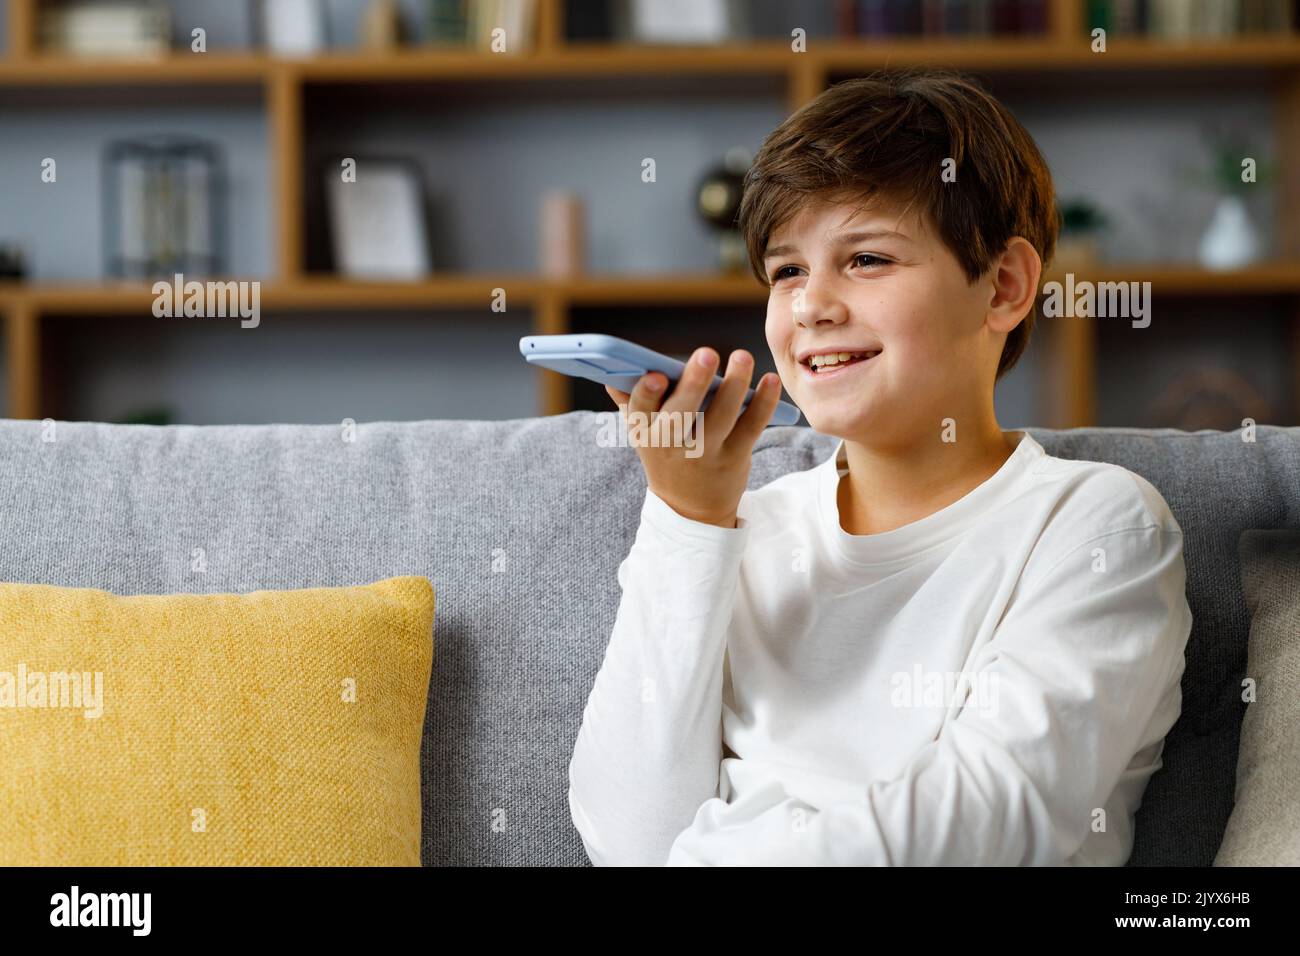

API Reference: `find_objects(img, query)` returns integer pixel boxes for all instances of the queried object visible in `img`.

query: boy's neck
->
[835,424,1022,537]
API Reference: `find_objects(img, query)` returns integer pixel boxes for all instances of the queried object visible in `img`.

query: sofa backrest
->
[0,415,1295,866]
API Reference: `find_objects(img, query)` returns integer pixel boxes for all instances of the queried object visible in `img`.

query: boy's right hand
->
[604,346,783,529]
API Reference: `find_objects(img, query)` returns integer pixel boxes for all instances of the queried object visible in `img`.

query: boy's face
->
[763,196,1004,447]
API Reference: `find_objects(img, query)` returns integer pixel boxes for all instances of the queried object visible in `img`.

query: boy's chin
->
[801,407,878,439]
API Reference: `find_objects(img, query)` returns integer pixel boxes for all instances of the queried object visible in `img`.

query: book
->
[564,0,612,41]
[40,1,170,56]
[852,0,1045,36]
[428,0,470,45]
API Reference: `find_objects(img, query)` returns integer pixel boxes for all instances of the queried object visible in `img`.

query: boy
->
[568,69,1191,866]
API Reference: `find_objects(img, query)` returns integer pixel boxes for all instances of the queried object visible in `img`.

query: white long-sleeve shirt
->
[568,429,1192,866]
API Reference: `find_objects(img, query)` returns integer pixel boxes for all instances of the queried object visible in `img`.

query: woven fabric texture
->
[0,575,434,865]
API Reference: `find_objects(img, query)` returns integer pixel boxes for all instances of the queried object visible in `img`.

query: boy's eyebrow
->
[763,229,911,259]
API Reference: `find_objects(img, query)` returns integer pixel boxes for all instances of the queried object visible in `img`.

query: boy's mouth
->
[800,350,881,380]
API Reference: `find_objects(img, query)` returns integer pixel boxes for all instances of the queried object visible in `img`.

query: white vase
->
[1198,194,1260,270]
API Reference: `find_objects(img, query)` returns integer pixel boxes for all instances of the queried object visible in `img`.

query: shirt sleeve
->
[663,523,1192,866]
[567,485,752,866]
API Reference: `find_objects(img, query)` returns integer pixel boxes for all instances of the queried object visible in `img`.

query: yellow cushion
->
[0,576,434,866]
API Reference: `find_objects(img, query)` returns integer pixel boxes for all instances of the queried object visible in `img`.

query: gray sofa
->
[2,413,1296,866]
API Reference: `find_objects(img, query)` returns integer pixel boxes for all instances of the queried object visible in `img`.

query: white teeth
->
[808,350,878,369]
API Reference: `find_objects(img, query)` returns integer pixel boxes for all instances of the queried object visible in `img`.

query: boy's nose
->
[791,278,851,326]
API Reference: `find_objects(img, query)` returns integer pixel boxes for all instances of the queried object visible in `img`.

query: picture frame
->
[323,156,433,280]
[254,0,329,56]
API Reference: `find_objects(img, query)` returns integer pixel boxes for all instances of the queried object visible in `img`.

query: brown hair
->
[737,68,1058,382]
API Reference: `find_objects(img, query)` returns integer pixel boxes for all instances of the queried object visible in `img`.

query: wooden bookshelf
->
[2,0,1299,426]
[6,264,1300,314]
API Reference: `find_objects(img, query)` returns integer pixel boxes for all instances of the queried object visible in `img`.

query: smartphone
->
[519,333,802,426]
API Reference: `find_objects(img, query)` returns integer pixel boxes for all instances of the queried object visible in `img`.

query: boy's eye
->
[770,254,889,284]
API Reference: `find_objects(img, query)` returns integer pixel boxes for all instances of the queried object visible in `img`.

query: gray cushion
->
[1214,529,1300,865]
[0,415,1296,866]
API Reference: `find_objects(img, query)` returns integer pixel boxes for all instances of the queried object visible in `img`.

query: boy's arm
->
[664,523,1192,866]
[568,486,752,866]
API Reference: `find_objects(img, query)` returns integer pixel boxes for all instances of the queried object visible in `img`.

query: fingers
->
[726,371,783,449]
[659,346,719,418]
[607,348,772,449]
[695,349,754,446]
[623,371,668,421]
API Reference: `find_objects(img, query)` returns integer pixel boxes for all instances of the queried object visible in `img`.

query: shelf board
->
[0,52,272,85]
[0,36,1296,88]
[0,274,762,312]
[0,276,544,313]
[820,35,1300,71]
[4,264,1300,315]
[296,44,796,82]
[271,275,548,308]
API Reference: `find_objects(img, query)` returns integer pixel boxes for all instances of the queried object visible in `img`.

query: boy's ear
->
[986,237,1041,333]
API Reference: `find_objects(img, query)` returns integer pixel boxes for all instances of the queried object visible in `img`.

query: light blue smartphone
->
[519,333,802,426]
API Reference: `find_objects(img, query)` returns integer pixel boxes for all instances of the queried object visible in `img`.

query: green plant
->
[1057,198,1108,236]
[1178,123,1276,195]
[115,406,173,426]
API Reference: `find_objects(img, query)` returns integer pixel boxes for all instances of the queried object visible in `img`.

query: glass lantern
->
[103,136,226,280]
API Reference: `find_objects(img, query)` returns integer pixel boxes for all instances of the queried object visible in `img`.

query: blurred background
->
[0,0,1297,430]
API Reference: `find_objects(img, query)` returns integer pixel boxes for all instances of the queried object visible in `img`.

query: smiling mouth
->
[801,351,881,378]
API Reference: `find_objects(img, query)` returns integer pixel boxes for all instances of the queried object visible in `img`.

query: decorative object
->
[360,0,405,50]
[257,0,328,56]
[103,136,226,280]
[0,241,27,279]
[1054,198,1109,271]
[1146,366,1274,431]
[326,158,432,279]
[617,0,747,43]
[1179,124,1276,270]
[695,146,751,274]
[539,191,585,278]
[0,576,433,866]
[39,0,170,56]
[1199,194,1260,270]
